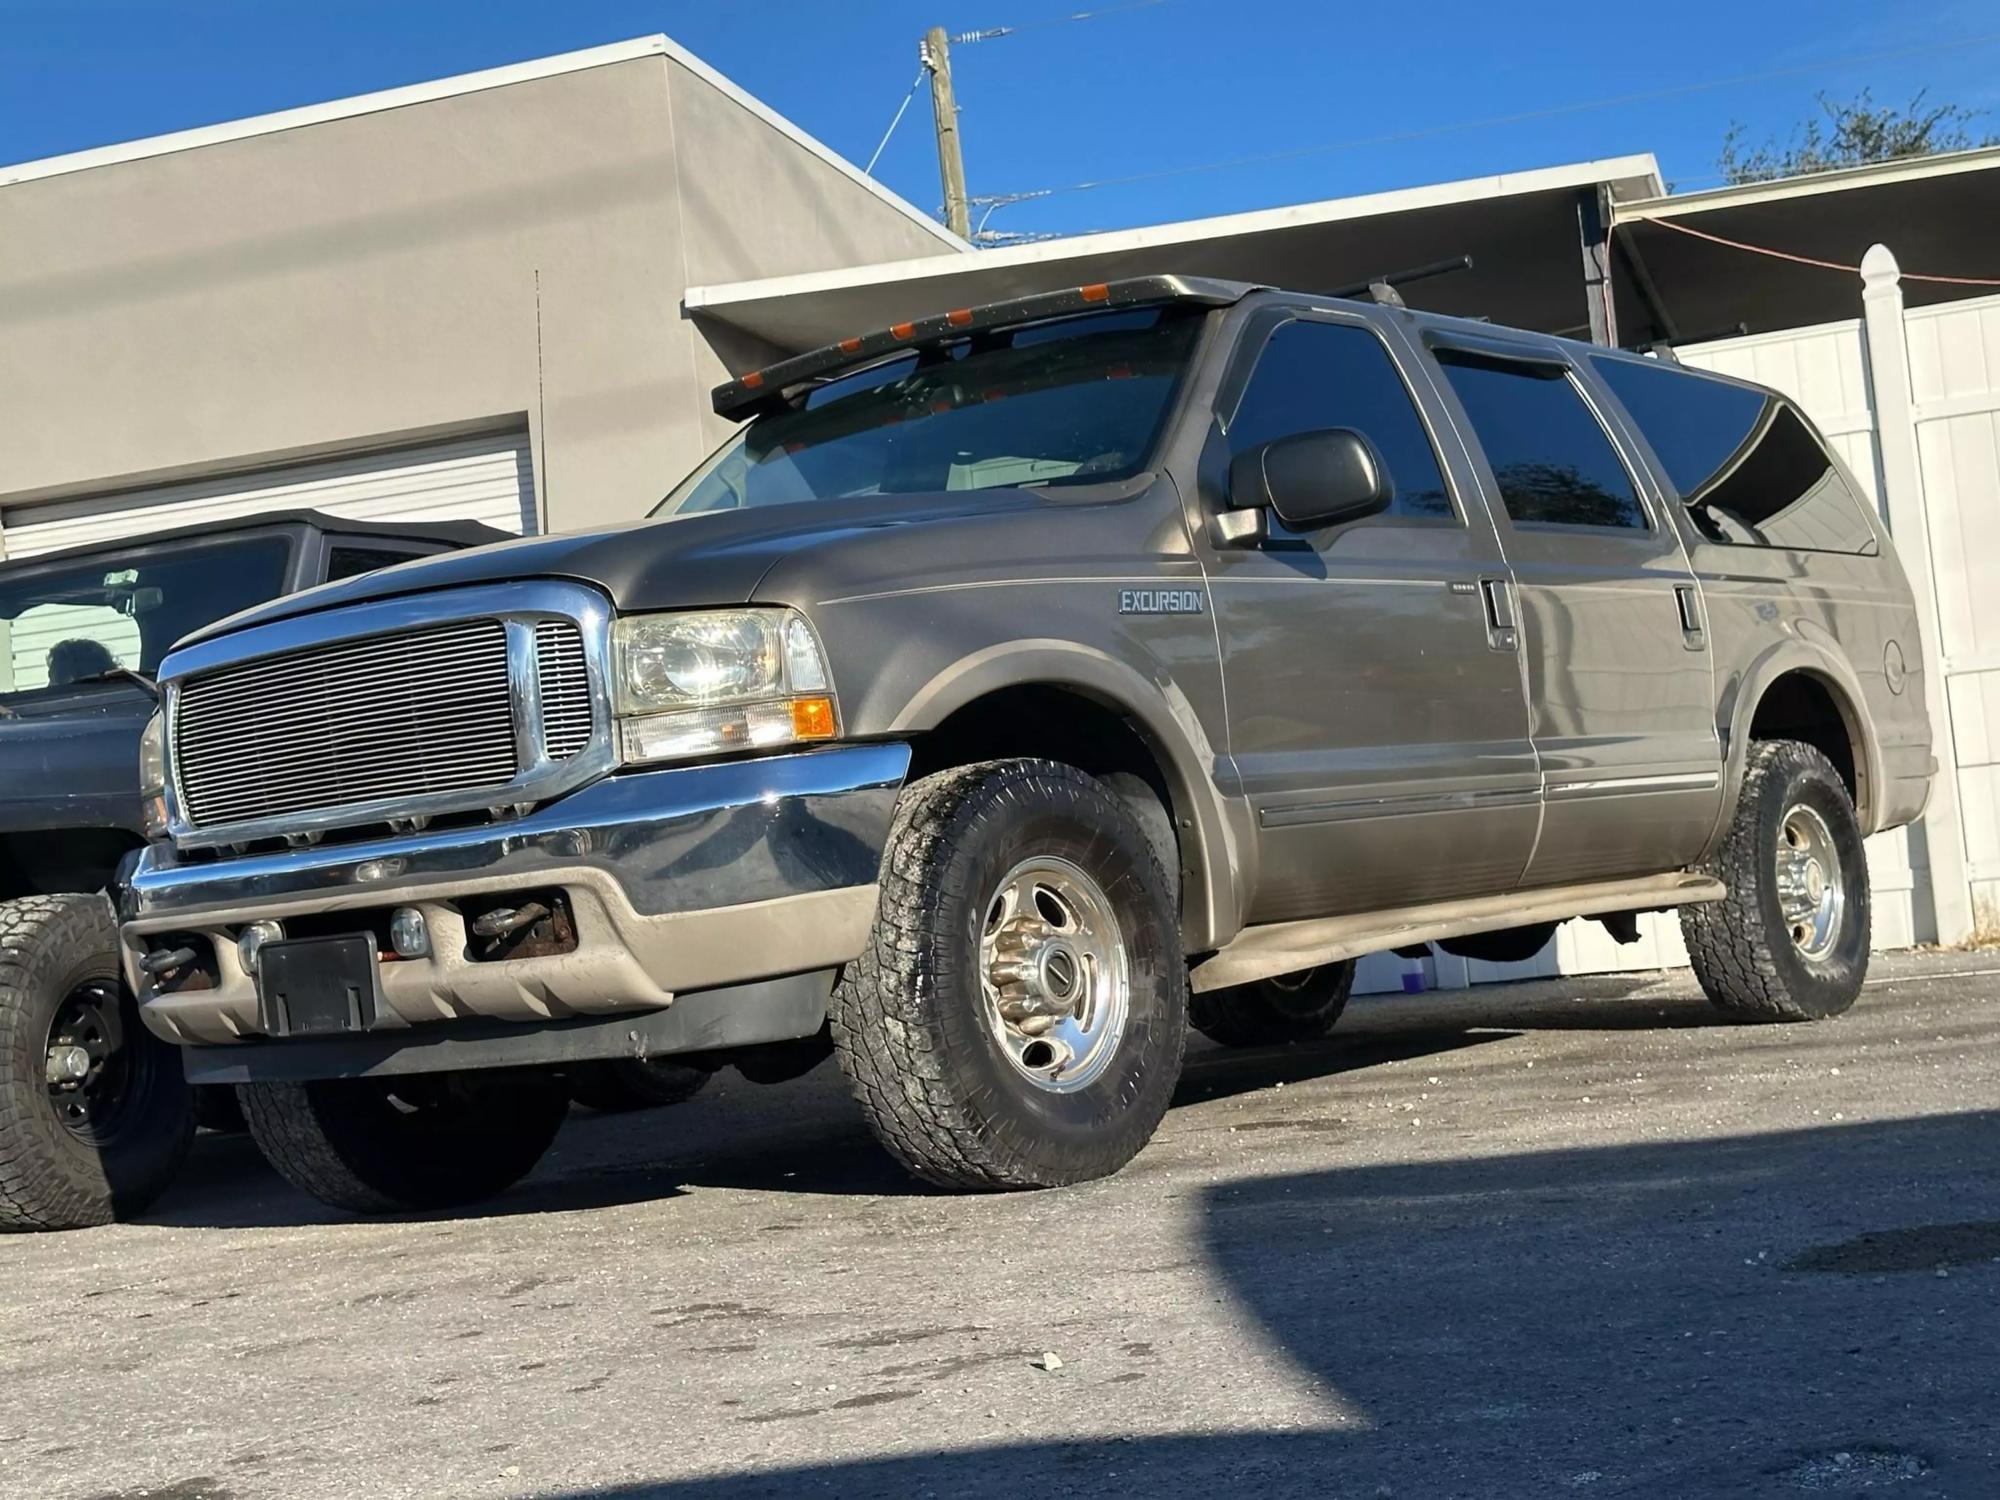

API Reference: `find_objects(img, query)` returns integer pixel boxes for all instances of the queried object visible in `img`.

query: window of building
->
[1437,352,1648,530]
[1590,355,1877,553]
[1226,320,1455,522]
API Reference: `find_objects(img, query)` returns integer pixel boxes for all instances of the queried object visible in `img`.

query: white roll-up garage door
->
[0,431,537,560]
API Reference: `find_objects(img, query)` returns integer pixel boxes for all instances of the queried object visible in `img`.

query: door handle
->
[1479,577,1518,652]
[1673,584,1707,651]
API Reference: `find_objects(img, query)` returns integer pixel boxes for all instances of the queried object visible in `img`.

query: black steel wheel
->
[0,893,193,1230]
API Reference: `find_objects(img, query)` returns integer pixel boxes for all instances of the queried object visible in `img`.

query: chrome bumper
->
[120,743,911,1046]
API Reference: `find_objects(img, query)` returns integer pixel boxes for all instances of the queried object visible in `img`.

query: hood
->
[177,489,1066,645]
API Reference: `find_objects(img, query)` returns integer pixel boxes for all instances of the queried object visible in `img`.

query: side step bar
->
[1189,872,1726,993]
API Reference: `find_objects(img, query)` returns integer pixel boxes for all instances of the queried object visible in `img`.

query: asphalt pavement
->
[4,948,1998,1500]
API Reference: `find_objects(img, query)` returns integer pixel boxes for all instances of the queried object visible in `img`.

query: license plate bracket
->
[256,934,384,1037]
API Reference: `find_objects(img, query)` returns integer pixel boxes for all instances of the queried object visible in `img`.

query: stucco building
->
[0,36,963,557]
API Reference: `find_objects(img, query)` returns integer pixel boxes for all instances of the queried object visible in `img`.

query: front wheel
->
[831,760,1187,1190]
[238,1070,568,1214]
[1190,961,1355,1048]
[1682,739,1871,1021]
[0,894,193,1231]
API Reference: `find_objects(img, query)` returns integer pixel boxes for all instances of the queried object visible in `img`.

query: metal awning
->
[686,155,1663,355]
[1611,146,2000,344]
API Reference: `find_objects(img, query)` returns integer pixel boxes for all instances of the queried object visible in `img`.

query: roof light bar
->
[710,274,1251,419]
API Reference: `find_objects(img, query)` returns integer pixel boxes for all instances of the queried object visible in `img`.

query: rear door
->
[1417,332,1722,886]
[1193,305,1541,923]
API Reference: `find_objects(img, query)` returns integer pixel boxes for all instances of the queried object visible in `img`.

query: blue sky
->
[4,0,1997,237]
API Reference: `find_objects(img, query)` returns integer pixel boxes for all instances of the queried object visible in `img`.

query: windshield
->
[655,306,1203,516]
[0,535,291,700]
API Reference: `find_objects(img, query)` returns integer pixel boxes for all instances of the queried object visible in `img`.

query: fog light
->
[390,907,431,959]
[237,920,283,974]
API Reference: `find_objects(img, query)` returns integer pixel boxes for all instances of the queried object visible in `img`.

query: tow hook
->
[139,945,197,977]
[469,902,549,940]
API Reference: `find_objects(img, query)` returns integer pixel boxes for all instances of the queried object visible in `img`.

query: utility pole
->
[921,26,971,240]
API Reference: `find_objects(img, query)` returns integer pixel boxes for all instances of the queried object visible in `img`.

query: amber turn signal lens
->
[791,696,837,740]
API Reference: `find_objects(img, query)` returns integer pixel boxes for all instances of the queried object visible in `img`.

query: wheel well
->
[0,828,142,899]
[1748,672,1863,811]
[907,685,1188,911]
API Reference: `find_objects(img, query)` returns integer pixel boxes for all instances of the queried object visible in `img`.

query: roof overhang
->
[687,155,1664,354]
[1610,146,2000,342]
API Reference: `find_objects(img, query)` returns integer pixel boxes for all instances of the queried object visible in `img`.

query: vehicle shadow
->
[137,977,1766,1231]
[524,1109,2000,1499]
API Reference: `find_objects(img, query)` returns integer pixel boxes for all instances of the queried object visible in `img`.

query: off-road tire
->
[0,893,193,1231]
[1190,961,1356,1048]
[831,759,1187,1190]
[568,1057,711,1113]
[238,1071,568,1214]
[1682,739,1871,1021]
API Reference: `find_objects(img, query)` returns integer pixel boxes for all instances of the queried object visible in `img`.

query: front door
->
[1194,309,1540,924]
[1423,338,1723,888]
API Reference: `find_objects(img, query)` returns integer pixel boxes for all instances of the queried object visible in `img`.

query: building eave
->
[1614,143,2000,222]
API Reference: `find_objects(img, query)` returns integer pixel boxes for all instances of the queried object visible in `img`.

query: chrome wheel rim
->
[1776,804,1845,961]
[979,855,1130,1093]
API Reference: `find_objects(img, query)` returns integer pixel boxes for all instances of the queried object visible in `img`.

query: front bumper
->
[119,743,911,1048]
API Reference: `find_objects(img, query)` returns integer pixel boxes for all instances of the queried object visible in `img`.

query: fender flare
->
[1710,639,1885,849]
[889,639,1250,950]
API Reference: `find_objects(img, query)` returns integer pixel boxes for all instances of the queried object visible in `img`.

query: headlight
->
[138,710,170,839]
[612,609,838,765]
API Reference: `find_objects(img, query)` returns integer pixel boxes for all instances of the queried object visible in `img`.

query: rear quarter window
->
[1590,355,1878,555]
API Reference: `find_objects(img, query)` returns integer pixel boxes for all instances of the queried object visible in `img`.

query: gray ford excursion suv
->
[117,277,1932,1214]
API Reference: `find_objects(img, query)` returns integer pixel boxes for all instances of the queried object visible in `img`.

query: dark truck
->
[118,277,1931,1215]
[0,511,510,1230]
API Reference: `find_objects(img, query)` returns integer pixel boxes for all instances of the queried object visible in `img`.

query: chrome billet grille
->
[535,620,592,761]
[175,619,518,828]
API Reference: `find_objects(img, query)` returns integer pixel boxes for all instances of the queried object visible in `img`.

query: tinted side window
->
[1590,355,1876,553]
[326,546,431,582]
[1227,321,1454,521]
[1436,352,1647,530]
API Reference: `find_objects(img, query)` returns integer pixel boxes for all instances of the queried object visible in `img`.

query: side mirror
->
[1227,427,1393,533]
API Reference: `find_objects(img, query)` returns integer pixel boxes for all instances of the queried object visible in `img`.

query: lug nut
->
[45,1044,91,1085]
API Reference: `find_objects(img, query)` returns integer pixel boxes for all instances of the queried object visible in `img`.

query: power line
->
[979,29,2000,204]
[949,0,1174,45]
[1641,215,2000,286]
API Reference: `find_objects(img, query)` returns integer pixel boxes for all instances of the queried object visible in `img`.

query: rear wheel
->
[238,1070,568,1214]
[1190,961,1355,1048]
[0,894,193,1231]
[1683,739,1871,1021]
[568,1057,711,1114]
[831,760,1186,1190]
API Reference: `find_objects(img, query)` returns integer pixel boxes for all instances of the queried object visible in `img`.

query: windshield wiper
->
[68,668,159,700]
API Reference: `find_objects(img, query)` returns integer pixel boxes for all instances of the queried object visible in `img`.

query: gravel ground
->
[4,949,1998,1500]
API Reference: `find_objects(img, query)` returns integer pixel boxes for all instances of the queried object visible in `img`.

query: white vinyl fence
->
[1359,247,1994,996]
